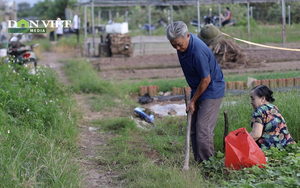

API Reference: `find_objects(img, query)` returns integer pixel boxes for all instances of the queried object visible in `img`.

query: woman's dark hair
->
[251,85,275,103]
[226,7,230,11]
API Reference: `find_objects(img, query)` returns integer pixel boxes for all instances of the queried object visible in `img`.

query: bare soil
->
[91,47,300,80]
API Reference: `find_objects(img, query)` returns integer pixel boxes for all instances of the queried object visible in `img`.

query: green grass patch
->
[0,61,82,186]
[219,24,300,44]
[94,90,300,187]
[119,78,188,93]
[224,70,300,82]
[55,34,83,49]
[102,70,300,95]
[62,58,113,94]
[25,38,52,52]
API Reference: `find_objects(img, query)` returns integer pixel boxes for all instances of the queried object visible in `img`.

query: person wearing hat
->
[166,21,225,164]
[197,24,223,46]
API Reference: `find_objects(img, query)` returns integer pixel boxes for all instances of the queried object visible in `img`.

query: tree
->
[17,2,32,18]
[51,0,77,20]
[32,0,54,20]
[32,0,76,20]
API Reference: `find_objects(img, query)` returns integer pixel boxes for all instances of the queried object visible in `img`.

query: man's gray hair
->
[166,21,189,41]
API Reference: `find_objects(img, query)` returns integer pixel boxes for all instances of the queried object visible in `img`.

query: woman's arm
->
[250,122,264,141]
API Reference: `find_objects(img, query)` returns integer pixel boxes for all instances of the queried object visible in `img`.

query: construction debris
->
[211,39,264,69]
[108,33,133,57]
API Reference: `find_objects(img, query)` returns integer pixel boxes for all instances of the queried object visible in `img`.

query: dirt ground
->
[39,41,300,188]
[91,47,300,80]
[39,51,118,188]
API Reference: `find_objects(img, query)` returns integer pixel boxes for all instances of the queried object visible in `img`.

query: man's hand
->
[186,74,211,115]
[186,101,196,115]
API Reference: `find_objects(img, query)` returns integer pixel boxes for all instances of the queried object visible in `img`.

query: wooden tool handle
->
[223,110,229,151]
[183,86,191,171]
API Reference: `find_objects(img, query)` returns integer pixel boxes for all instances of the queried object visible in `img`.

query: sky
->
[10,0,41,7]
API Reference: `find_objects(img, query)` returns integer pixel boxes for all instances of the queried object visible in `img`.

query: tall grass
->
[0,62,82,186]
[62,58,113,94]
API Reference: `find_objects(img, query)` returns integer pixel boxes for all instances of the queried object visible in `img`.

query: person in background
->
[56,17,63,41]
[221,7,231,27]
[249,85,294,149]
[166,21,225,163]
[49,20,55,41]
[72,12,80,44]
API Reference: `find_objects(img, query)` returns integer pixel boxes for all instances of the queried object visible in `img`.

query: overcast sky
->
[11,0,41,7]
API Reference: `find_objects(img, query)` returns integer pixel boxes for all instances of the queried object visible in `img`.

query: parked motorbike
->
[141,18,167,32]
[6,34,39,75]
[190,15,236,28]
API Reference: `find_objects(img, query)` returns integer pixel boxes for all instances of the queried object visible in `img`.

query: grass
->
[0,61,82,186]
[221,24,300,44]
[89,90,300,187]
[62,58,113,94]
[96,70,300,94]
[45,23,300,186]
[64,57,300,187]
[128,23,300,45]
[224,70,300,82]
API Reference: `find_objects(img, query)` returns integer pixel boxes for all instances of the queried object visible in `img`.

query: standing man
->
[72,12,80,44]
[166,21,225,163]
[221,7,232,27]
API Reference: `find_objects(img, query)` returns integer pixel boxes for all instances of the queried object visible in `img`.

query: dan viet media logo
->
[7,19,72,33]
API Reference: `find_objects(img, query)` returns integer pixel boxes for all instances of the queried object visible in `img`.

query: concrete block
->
[261,79,269,88]
[227,81,235,90]
[269,79,278,89]
[286,78,294,87]
[294,77,300,86]
[182,86,191,96]
[278,78,286,88]
[148,85,159,97]
[139,86,148,96]
[253,80,262,87]
[172,87,182,95]
[235,81,246,90]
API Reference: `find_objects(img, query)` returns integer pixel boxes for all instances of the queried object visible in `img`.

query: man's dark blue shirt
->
[177,33,225,100]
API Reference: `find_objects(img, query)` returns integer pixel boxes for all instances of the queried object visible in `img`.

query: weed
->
[0,61,81,186]
[62,58,113,94]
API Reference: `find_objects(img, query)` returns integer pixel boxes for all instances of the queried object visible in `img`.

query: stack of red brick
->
[225,77,300,90]
[139,86,191,97]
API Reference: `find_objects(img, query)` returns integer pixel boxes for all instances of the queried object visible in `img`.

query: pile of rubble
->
[109,33,133,57]
[211,39,264,69]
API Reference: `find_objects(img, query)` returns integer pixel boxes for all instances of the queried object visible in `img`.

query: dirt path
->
[39,51,116,188]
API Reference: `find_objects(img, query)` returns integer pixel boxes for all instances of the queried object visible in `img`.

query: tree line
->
[17,1,300,26]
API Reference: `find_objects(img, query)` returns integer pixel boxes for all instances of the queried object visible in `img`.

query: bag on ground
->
[225,127,266,170]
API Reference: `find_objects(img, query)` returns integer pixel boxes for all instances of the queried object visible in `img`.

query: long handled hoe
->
[183,87,191,171]
[182,88,229,170]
